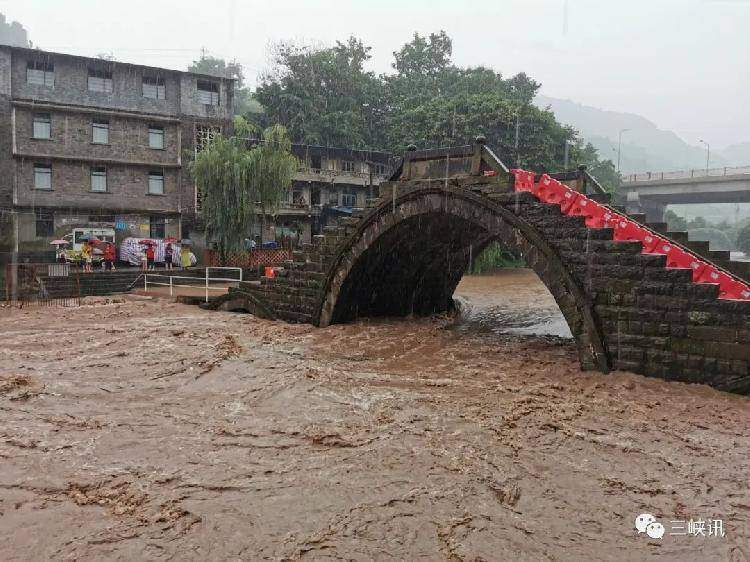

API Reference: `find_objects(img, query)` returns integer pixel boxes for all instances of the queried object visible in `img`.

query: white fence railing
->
[142,267,243,302]
[623,165,750,183]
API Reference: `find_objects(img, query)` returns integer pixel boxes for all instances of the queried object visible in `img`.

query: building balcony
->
[275,202,322,216]
[294,167,389,186]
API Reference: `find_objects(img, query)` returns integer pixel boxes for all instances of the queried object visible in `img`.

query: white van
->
[64,228,116,252]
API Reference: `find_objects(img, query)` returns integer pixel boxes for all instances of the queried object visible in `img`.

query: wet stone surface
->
[1,274,749,560]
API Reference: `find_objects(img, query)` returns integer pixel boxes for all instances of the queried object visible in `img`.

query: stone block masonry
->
[219,145,750,395]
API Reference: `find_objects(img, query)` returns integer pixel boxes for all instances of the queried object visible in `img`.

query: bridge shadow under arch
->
[316,187,609,373]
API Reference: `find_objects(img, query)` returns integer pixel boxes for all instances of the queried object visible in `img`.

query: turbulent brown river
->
[1,268,749,560]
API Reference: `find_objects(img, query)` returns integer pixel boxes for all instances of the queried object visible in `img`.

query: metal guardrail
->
[622,165,750,183]
[142,267,243,302]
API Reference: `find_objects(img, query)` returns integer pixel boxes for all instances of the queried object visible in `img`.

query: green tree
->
[392,30,452,76]
[254,37,380,148]
[689,228,734,252]
[189,53,253,115]
[251,31,616,176]
[664,209,688,231]
[253,124,300,242]
[190,124,297,260]
[688,216,708,229]
[469,242,525,274]
[189,54,245,86]
[737,223,750,255]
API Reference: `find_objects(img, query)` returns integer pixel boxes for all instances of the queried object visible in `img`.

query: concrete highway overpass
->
[621,166,750,221]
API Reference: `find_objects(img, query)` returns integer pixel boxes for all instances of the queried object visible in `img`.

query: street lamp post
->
[699,139,710,173]
[617,128,630,173]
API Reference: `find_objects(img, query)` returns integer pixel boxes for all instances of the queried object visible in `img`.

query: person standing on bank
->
[81,240,93,273]
[165,243,174,271]
[145,244,155,271]
[180,245,192,269]
[103,243,116,271]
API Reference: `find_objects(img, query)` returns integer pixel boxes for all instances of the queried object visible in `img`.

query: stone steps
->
[623,212,749,285]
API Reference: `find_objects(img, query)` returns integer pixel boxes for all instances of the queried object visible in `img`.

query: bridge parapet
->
[623,165,750,184]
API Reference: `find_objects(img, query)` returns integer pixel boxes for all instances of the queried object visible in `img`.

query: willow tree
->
[190,124,297,261]
[254,124,299,243]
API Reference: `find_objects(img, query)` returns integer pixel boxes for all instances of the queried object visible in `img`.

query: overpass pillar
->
[624,190,665,222]
[641,199,666,222]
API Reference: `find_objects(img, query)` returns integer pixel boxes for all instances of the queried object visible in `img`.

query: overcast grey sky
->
[2,0,748,148]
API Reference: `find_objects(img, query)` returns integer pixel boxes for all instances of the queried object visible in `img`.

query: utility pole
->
[514,112,520,167]
[699,139,710,173]
[617,128,630,173]
[564,140,570,170]
[452,106,457,142]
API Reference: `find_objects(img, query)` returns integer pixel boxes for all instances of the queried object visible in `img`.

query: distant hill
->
[534,95,734,174]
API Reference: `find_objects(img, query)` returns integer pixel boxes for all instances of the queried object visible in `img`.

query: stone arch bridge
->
[219,142,750,394]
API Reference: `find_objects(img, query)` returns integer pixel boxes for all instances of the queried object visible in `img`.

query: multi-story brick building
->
[265,144,393,244]
[0,46,234,255]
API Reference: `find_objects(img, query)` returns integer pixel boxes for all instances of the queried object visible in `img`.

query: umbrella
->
[180,239,192,245]
[78,235,91,241]
[50,239,69,246]
[139,239,156,245]
[164,237,179,243]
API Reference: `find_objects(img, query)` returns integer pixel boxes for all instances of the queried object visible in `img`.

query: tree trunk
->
[261,205,266,244]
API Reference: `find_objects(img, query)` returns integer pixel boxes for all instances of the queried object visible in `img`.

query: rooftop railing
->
[295,166,389,179]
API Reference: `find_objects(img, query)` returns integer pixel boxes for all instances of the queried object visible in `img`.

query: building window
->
[341,187,357,208]
[195,125,219,152]
[35,211,54,238]
[373,163,388,175]
[27,60,54,87]
[341,160,355,173]
[148,171,164,195]
[92,120,109,144]
[91,167,107,192]
[148,126,165,149]
[33,164,52,190]
[292,188,306,206]
[88,67,113,93]
[150,216,166,239]
[328,188,338,206]
[194,125,219,212]
[310,154,322,171]
[32,113,51,139]
[142,75,166,99]
[196,80,219,106]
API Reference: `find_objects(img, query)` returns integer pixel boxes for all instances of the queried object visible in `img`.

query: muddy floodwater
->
[1,269,749,560]
[454,269,572,338]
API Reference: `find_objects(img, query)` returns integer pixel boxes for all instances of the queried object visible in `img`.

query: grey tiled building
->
[268,143,393,244]
[0,45,234,254]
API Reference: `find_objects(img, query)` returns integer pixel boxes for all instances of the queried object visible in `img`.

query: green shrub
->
[468,242,525,274]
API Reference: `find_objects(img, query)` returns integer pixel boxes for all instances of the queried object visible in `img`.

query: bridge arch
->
[315,186,610,372]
